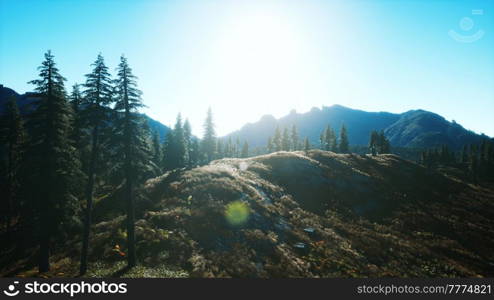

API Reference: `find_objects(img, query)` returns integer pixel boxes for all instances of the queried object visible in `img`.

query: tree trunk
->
[125,176,136,267]
[80,125,99,275]
[6,141,14,233]
[124,98,136,268]
[39,233,50,272]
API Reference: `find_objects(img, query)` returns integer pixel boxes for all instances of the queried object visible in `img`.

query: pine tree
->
[377,130,391,154]
[235,137,241,157]
[217,139,224,159]
[226,136,233,157]
[461,145,469,163]
[113,55,149,268]
[267,136,274,153]
[281,128,291,151]
[469,144,479,183]
[183,119,192,166]
[171,113,186,168]
[303,137,310,153]
[330,127,338,152]
[369,130,378,156]
[151,129,161,166]
[323,125,331,151]
[202,107,216,163]
[319,131,325,149]
[69,84,86,151]
[162,130,175,170]
[26,50,81,272]
[480,140,488,163]
[241,141,249,158]
[339,124,349,153]
[273,127,282,152]
[79,54,114,275]
[323,125,337,152]
[189,139,200,167]
[0,97,26,231]
[291,124,299,151]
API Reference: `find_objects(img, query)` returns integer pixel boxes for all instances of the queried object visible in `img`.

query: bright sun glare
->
[201,11,324,135]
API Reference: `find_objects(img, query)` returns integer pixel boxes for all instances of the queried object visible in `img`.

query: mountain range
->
[225,105,490,151]
[0,84,171,142]
[1,84,490,151]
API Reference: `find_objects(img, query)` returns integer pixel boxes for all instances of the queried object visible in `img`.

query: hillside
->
[224,105,487,150]
[385,110,488,149]
[0,84,41,115]
[2,150,493,278]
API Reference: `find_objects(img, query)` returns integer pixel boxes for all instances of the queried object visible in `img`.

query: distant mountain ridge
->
[2,84,489,151]
[224,104,490,150]
[0,84,171,142]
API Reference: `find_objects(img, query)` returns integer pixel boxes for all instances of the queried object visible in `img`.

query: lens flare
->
[225,201,250,226]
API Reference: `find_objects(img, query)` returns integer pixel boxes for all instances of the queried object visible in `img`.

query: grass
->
[86,261,188,278]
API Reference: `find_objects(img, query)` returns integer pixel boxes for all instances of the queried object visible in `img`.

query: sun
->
[202,10,314,134]
[212,12,302,89]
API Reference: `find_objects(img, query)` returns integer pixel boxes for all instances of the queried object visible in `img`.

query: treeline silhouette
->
[421,142,494,182]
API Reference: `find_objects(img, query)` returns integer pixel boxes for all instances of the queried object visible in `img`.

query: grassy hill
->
[2,150,494,278]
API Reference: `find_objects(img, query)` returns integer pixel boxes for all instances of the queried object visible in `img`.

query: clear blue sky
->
[1,0,493,137]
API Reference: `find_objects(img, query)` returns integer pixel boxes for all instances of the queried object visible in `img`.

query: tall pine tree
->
[69,84,86,151]
[281,128,291,151]
[202,108,216,163]
[26,51,81,272]
[369,130,379,156]
[339,124,349,153]
[330,127,338,152]
[151,129,161,167]
[291,124,299,151]
[170,113,186,168]
[79,54,114,275]
[113,55,149,268]
[273,127,282,152]
[183,119,192,166]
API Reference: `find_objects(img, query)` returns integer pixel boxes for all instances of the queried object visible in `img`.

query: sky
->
[1,0,493,137]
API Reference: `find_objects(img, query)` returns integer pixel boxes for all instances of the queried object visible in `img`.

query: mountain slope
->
[225,105,488,150]
[226,105,400,148]
[5,150,492,278]
[0,85,171,141]
[385,109,485,149]
[136,151,493,277]
[0,84,41,114]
